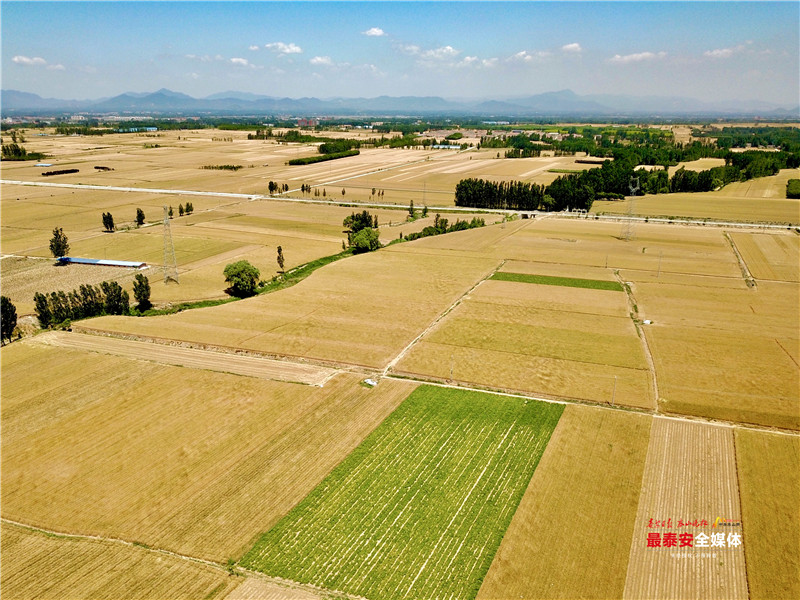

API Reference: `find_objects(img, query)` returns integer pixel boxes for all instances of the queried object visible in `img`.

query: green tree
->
[178,203,184,217]
[102,212,115,232]
[408,199,415,219]
[133,273,151,310]
[33,292,52,328]
[100,281,129,315]
[169,206,174,218]
[136,208,145,227]
[49,227,70,258]
[224,260,260,297]
[1,296,18,343]
[277,245,285,273]
[185,201,194,215]
[351,228,381,254]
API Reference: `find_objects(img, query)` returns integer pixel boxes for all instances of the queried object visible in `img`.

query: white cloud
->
[249,45,260,51]
[509,50,552,63]
[363,27,386,37]
[482,58,499,68]
[400,44,421,56]
[704,46,738,59]
[421,45,460,60]
[458,56,479,67]
[230,57,250,67]
[561,43,582,53]
[47,64,66,71]
[265,42,303,55]
[12,55,48,66]
[609,51,667,64]
[310,56,333,66]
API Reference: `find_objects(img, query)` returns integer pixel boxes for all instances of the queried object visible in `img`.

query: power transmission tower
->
[163,205,179,284]
[622,176,639,241]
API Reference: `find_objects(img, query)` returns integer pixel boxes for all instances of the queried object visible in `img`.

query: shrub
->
[787,179,800,199]
[351,228,381,254]
[224,260,260,297]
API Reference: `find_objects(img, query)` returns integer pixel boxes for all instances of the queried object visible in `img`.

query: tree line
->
[455,149,799,212]
[403,215,486,242]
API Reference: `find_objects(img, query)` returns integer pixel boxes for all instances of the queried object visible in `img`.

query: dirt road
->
[28,331,338,386]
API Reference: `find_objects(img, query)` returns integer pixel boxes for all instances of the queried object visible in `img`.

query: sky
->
[2,1,798,106]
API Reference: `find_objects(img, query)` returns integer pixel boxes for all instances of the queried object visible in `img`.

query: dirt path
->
[623,418,748,599]
[615,270,660,410]
[28,331,339,386]
[382,258,506,377]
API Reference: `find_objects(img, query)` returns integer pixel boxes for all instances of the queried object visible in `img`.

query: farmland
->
[1,341,416,561]
[3,120,800,600]
[593,167,800,223]
[478,404,652,599]
[0,522,238,600]
[75,244,500,369]
[241,385,563,600]
[623,419,748,600]
[735,429,800,600]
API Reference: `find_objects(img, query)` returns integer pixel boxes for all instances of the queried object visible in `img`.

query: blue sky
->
[2,1,798,105]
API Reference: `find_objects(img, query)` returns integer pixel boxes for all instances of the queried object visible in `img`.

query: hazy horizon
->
[2,1,798,106]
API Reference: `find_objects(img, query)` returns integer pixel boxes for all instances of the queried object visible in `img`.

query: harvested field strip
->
[0,522,238,600]
[478,404,652,599]
[241,385,563,600]
[395,342,654,408]
[729,231,800,282]
[28,331,338,386]
[491,271,624,291]
[735,429,800,600]
[623,418,748,600]
[1,342,416,561]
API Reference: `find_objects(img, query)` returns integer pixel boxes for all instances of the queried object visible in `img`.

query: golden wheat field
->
[1,342,416,562]
[478,405,652,599]
[3,125,800,600]
[76,242,500,368]
[593,168,800,223]
[0,522,239,600]
[735,429,800,600]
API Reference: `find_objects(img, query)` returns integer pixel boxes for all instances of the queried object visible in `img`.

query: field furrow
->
[623,418,747,600]
[240,385,563,600]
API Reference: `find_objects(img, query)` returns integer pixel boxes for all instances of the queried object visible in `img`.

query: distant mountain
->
[204,91,273,101]
[2,88,798,118]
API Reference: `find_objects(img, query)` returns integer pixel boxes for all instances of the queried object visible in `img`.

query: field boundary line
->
[1,517,227,571]
[2,518,363,600]
[614,270,660,411]
[730,431,753,600]
[382,258,506,377]
[724,231,757,288]
[384,375,800,437]
[62,327,373,379]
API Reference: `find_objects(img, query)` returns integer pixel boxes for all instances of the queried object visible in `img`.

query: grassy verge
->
[241,385,563,600]
[491,271,623,291]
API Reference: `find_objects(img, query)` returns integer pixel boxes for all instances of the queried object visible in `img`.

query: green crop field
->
[491,271,624,292]
[241,385,564,600]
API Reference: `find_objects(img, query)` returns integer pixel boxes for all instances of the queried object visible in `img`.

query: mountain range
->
[2,88,798,118]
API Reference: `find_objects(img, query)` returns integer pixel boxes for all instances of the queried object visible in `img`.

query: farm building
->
[57,257,146,269]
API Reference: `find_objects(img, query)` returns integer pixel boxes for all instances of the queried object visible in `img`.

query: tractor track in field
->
[1,518,363,600]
